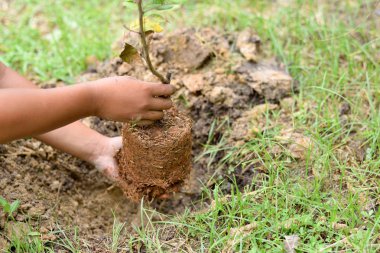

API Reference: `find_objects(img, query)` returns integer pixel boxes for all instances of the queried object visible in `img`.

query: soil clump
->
[117,109,192,201]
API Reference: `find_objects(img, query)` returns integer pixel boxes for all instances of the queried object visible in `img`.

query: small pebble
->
[50,180,61,191]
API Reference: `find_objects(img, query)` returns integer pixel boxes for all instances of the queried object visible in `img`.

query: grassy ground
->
[1,0,379,252]
[0,0,125,83]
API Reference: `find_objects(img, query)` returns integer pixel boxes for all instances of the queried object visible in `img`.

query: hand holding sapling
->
[90,76,174,123]
[0,69,174,143]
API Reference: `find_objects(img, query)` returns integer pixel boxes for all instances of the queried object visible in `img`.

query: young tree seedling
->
[120,0,179,84]
[117,1,193,202]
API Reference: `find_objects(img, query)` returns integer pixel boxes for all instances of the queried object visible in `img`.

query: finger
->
[109,137,122,150]
[141,111,164,121]
[130,116,154,126]
[158,193,172,200]
[95,159,120,182]
[148,97,173,111]
[103,167,119,182]
[135,120,154,126]
[149,83,176,97]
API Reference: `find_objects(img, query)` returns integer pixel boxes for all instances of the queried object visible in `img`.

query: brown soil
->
[0,27,295,250]
[117,108,192,201]
[0,135,138,251]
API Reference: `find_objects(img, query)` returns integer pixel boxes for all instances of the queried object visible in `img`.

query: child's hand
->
[90,76,175,124]
[90,136,123,182]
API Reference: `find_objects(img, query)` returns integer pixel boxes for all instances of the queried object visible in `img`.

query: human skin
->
[0,62,175,180]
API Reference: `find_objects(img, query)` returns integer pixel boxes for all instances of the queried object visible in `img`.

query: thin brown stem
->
[136,0,169,84]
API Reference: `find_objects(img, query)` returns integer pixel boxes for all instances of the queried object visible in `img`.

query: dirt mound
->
[87,27,295,210]
[151,29,213,70]
[117,109,192,201]
[98,28,294,143]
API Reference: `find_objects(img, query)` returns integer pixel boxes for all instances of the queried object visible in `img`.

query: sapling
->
[117,0,193,201]
[120,0,180,83]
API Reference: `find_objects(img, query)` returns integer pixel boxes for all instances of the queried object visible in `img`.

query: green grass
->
[1,220,84,252]
[5,233,49,253]
[132,0,380,251]
[1,0,379,252]
[0,0,126,83]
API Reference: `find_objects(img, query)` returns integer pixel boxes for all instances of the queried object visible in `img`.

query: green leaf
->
[145,3,162,10]
[151,0,180,4]
[152,0,166,4]
[146,13,166,20]
[145,3,179,12]
[0,197,11,213]
[3,203,10,213]
[10,200,20,214]
[156,4,178,10]
[28,231,41,237]
[120,43,140,63]
[0,196,7,207]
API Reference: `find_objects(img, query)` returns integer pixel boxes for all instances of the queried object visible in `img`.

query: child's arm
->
[0,64,113,160]
[0,63,174,180]
[0,63,174,143]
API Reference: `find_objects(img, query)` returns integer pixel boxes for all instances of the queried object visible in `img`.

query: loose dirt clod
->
[235,62,294,101]
[117,108,192,202]
[151,29,213,71]
[236,29,261,62]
